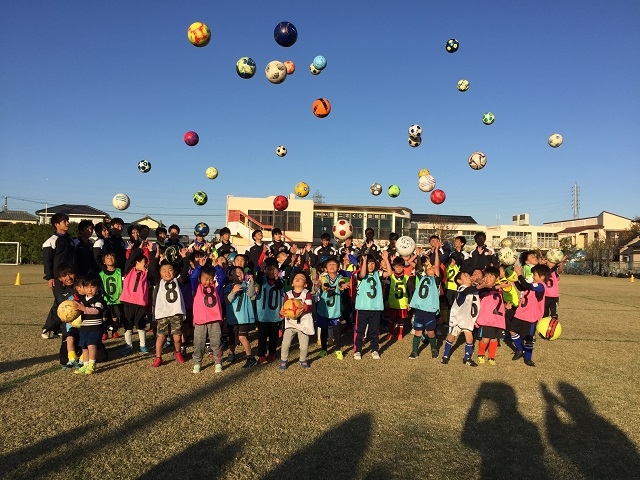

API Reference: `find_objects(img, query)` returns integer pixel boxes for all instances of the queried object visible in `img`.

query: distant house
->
[544,211,633,250]
[122,215,165,242]
[0,209,39,225]
[619,236,640,272]
[35,204,108,226]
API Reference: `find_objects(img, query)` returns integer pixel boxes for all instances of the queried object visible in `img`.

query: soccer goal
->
[0,242,20,265]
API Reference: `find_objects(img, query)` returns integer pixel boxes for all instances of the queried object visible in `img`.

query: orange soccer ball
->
[282,298,305,319]
[312,98,331,118]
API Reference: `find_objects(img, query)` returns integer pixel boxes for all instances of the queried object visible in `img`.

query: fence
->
[564,260,640,277]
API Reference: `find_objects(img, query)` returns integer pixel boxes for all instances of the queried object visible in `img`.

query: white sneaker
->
[353,352,362,360]
[371,351,380,360]
[192,364,201,374]
[41,333,49,339]
[214,363,223,373]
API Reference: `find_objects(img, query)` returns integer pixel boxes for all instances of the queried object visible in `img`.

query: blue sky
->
[1,0,639,233]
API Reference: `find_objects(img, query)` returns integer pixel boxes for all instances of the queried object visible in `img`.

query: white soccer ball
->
[548,133,563,148]
[137,159,151,173]
[546,248,564,263]
[468,151,487,170]
[418,175,436,192]
[112,193,130,211]
[332,219,353,241]
[408,124,422,138]
[457,79,469,92]
[276,145,287,157]
[370,183,382,196]
[500,237,514,249]
[309,63,321,75]
[498,247,517,266]
[395,236,416,257]
[265,61,287,84]
[408,136,422,148]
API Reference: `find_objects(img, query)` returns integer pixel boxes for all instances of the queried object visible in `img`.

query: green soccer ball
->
[193,191,208,206]
[482,112,495,125]
[388,185,401,198]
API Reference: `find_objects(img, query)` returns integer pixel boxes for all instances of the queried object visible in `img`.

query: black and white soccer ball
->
[276,145,287,157]
[408,136,422,148]
[408,124,422,138]
[137,159,151,173]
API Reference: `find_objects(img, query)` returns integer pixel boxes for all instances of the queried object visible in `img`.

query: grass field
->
[1,265,639,480]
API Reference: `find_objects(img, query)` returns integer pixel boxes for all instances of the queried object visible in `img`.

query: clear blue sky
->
[1,0,639,233]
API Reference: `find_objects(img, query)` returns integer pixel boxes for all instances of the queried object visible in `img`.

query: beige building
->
[543,211,633,249]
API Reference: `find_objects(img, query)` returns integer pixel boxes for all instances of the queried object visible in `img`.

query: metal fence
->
[564,261,640,277]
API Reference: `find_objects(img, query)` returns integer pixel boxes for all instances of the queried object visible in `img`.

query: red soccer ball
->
[184,131,199,146]
[273,195,289,211]
[430,189,446,205]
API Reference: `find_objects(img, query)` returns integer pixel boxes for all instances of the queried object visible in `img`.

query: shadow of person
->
[462,382,548,480]
[261,413,372,480]
[541,382,640,479]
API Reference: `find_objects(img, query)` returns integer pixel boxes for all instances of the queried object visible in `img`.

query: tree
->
[585,238,618,275]
[559,237,579,259]
[617,216,640,247]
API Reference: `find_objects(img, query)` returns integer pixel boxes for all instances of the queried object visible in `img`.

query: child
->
[543,255,566,322]
[475,267,505,365]
[255,260,284,364]
[519,251,539,283]
[279,271,314,369]
[315,257,349,359]
[509,264,551,366]
[191,262,224,373]
[409,248,441,359]
[119,249,150,355]
[215,227,237,258]
[268,228,290,256]
[386,257,413,341]
[441,270,481,366]
[53,266,81,367]
[353,251,391,360]
[73,277,105,375]
[99,252,123,340]
[148,248,190,367]
[224,266,257,368]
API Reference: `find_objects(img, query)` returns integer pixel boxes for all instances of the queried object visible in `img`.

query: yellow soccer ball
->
[294,181,309,198]
[57,300,80,323]
[205,166,218,179]
[536,316,562,340]
[187,22,211,47]
[418,168,430,177]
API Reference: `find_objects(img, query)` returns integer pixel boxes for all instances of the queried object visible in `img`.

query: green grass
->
[0,265,639,479]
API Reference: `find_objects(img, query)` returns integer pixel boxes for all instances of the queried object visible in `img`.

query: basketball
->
[418,175,436,192]
[294,182,309,198]
[312,98,331,118]
[498,247,517,266]
[187,22,211,47]
[546,248,564,263]
[430,189,446,204]
[388,185,401,198]
[265,60,287,84]
[184,131,199,146]
[194,222,209,236]
[396,236,416,256]
[57,300,80,323]
[281,298,305,319]
[273,195,289,211]
[468,151,487,170]
[537,316,562,340]
[548,133,563,148]
[205,167,218,179]
[112,193,130,211]
[313,55,327,70]
[284,60,295,74]
[274,21,298,47]
[236,57,257,79]
[332,219,353,241]
[193,191,208,206]
[457,79,469,91]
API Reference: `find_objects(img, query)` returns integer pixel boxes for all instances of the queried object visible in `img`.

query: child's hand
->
[305,243,312,252]
[513,264,522,276]
[290,244,298,254]
[198,256,207,267]
[415,247,423,256]
[180,247,189,258]
[73,301,85,312]
[381,250,388,260]
[505,303,513,310]
[232,284,243,293]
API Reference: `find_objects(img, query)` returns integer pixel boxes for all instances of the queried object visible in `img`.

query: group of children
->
[42,213,564,375]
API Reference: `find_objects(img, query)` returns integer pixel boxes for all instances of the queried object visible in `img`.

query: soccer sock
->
[524,341,534,361]
[398,325,404,339]
[139,330,146,348]
[478,342,488,356]
[388,321,395,337]
[488,339,498,359]
[125,330,133,347]
[68,351,77,362]
[412,335,420,353]
[511,333,523,352]
[88,360,96,367]
[464,343,473,361]
[428,336,437,350]
[443,339,453,358]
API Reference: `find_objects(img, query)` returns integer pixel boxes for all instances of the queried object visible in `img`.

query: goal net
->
[0,242,20,265]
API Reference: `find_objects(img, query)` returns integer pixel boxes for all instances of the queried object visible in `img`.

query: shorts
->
[157,314,184,336]
[476,325,503,339]
[123,303,147,330]
[237,324,252,337]
[413,309,437,332]
[448,323,474,338]
[104,304,124,321]
[79,329,103,349]
[389,308,409,322]
[544,297,559,319]
[508,317,537,340]
[316,316,340,329]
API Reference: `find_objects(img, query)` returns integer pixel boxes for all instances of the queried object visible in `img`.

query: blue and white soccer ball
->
[194,222,210,237]
[312,55,327,70]
[137,159,151,173]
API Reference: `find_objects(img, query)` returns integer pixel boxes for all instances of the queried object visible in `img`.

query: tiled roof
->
[0,210,39,222]
[557,225,604,234]
[411,213,478,225]
[35,204,107,216]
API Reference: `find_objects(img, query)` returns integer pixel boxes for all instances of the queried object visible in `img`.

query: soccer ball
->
[546,248,564,263]
[137,160,151,173]
[548,133,563,148]
[187,22,211,47]
[537,316,562,340]
[312,98,331,118]
[396,236,416,257]
[309,63,321,75]
[112,193,130,211]
[332,219,353,241]
[164,245,180,264]
[205,167,218,179]
[294,182,309,198]
[430,189,446,204]
[276,145,287,157]
[57,300,80,323]
[274,21,298,47]
[388,185,401,198]
[500,237,514,249]
[498,247,517,266]
[446,38,459,53]
[457,79,469,92]
[281,298,305,319]
[313,55,327,70]
[370,183,382,196]
[273,195,288,211]
[408,136,422,147]
[193,191,208,206]
[468,151,487,170]
[482,112,495,125]
[236,57,257,79]
[408,124,422,138]
[418,175,436,192]
[265,61,287,84]
[184,131,199,146]
[418,168,430,177]
[194,222,210,236]
[284,60,295,74]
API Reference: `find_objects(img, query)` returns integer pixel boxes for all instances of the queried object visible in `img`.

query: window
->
[507,231,532,248]
[313,212,334,240]
[249,210,301,232]
[537,232,558,248]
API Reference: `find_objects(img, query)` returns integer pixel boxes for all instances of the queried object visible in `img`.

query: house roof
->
[557,225,604,234]
[130,215,164,226]
[35,204,107,217]
[411,213,478,225]
[0,210,39,222]
[543,211,631,225]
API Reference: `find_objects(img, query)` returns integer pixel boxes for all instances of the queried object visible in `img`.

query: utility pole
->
[572,183,580,219]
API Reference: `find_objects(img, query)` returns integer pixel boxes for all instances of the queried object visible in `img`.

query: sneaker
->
[192,364,201,374]
[243,356,257,368]
[205,345,214,357]
[318,350,328,358]
[151,357,162,367]
[257,356,268,365]
[279,359,288,370]
[441,356,450,365]
[173,352,185,364]
[121,345,133,356]
[139,346,149,354]
[316,338,321,346]
[74,365,88,375]
[299,360,310,369]
[477,355,486,364]
[371,351,380,359]
[512,351,524,361]
[41,331,49,339]
[524,359,536,367]
[101,333,108,341]
[488,358,497,366]
[409,351,417,360]
[353,352,362,360]
[335,350,344,360]
[62,360,78,369]
[214,363,223,373]
[75,360,84,369]
[180,345,187,355]
[112,331,120,338]
[463,358,478,367]
[431,348,439,359]
[163,339,172,348]
[84,364,95,375]
[227,352,236,363]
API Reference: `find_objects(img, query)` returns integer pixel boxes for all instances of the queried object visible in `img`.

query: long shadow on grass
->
[461,382,548,480]
[0,352,60,375]
[260,413,372,480]
[541,382,640,479]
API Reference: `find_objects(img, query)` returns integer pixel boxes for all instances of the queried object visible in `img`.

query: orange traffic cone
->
[14,272,21,286]
[631,275,635,283]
